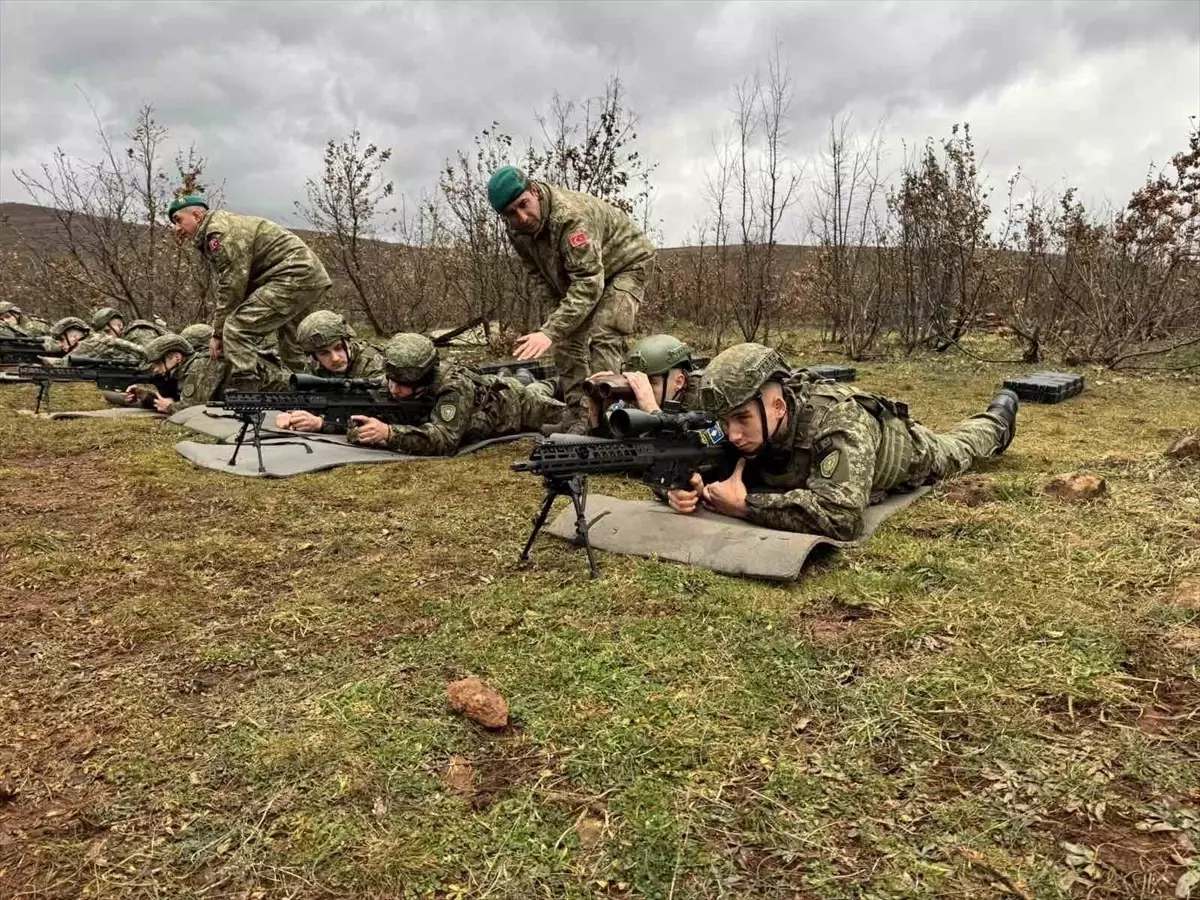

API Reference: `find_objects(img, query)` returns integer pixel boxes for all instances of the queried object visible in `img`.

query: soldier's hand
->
[209,336,223,361]
[151,393,173,414]
[702,459,749,519]
[349,415,390,445]
[584,394,601,430]
[667,472,705,515]
[625,371,660,413]
[122,389,138,406]
[514,331,552,361]
[276,410,324,432]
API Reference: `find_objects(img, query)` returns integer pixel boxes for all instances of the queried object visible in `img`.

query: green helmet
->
[622,334,694,376]
[383,333,438,384]
[699,343,792,418]
[91,307,124,331]
[0,301,20,317]
[143,334,194,364]
[179,323,214,351]
[50,316,91,339]
[297,310,355,352]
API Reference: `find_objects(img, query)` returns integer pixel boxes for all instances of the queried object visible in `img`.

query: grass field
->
[1,335,1198,899]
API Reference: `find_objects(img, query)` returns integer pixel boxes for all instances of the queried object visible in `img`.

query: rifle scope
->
[608,407,717,439]
[289,373,382,393]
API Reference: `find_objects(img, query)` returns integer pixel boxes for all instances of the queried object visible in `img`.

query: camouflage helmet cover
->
[622,334,694,376]
[142,333,194,364]
[90,307,124,331]
[123,318,168,337]
[0,301,20,317]
[297,309,356,352]
[50,316,91,339]
[382,333,438,383]
[699,343,792,417]
[179,323,214,351]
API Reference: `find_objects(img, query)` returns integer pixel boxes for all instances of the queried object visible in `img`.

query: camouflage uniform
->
[193,209,332,381]
[1,302,49,337]
[698,344,1014,541]
[180,323,215,353]
[507,181,656,414]
[348,364,563,456]
[143,334,290,415]
[47,333,146,367]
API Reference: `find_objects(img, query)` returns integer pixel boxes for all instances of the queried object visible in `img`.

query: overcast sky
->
[1,0,1197,246]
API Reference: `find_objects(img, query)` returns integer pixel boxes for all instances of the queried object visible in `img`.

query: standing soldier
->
[487,166,656,435]
[168,194,332,391]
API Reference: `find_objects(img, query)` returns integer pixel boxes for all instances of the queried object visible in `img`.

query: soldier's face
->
[59,329,86,352]
[0,312,17,326]
[722,392,787,456]
[315,342,350,374]
[154,352,182,377]
[106,318,125,336]
[503,189,542,234]
[388,380,418,399]
[170,208,205,241]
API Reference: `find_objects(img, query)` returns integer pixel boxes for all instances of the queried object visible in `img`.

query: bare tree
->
[12,102,218,325]
[808,115,895,359]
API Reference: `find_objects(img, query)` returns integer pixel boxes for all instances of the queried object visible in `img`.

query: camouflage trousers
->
[222,283,327,381]
[553,261,652,416]
[519,378,567,430]
[905,412,1007,486]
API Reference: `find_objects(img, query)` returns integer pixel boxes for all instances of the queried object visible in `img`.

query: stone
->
[1043,474,1108,503]
[1165,433,1200,459]
[447,677,509,729]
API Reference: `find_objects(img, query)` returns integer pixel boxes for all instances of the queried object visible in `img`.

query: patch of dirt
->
[796,598,882,647]
[900,517,964,538]
[943,475,997,507]
[1055,817,1195,896]
[1043,473,1108,503]
[1170,578,1200,612]
[1165,432,1200,459]
[1135,676,1200,739]
[466,749,560,811]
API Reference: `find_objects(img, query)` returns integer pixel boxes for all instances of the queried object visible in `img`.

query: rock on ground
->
[447,677,509,729]
[1043,473,1108,503]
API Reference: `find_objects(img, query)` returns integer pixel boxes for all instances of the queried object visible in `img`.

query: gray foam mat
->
[14,407,163,420]
[173,431,540,478]
[544,488,930,581]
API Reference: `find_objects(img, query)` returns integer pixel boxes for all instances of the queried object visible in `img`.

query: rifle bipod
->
[227,411,314,474]
[518,474,609,579]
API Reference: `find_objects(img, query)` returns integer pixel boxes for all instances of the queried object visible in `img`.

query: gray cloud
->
[1,0,1196,245]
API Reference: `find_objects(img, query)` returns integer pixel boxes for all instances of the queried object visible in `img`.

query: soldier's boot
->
[985,389,1019,454]
[541,408,588,437]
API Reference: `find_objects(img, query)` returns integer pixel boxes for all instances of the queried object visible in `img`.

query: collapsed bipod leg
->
[518,474,600,578]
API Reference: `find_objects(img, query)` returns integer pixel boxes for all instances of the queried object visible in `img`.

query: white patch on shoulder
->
[438,403,457,423]
[819,449,841,479]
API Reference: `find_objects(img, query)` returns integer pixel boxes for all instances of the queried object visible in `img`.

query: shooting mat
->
[173,430,542,478]
[14,407,163,420]
[544,488,931,581]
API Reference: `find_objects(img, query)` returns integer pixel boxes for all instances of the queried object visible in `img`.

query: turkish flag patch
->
[207,234,222,253]
[568,230,589,249]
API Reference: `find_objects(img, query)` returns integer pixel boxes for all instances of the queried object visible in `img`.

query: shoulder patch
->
[819,449,841,479]
[206,234,222,253]
[568,230,589,249]
[438,403,458,423]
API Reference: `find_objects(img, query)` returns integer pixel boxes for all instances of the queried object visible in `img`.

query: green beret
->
[168,194,208,218]
[487,166,530,213]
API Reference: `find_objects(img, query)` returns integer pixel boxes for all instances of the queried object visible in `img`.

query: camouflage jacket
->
[194,210,332,333]
[17,315,51,337]
[349,364,549,456]
[48,333,146,367]
[507,181,656,342]
[736,379,919,541]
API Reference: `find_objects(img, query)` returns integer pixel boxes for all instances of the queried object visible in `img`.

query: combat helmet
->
[622,334,695,376]
[699,343,792,419]
[0,301,20,318]
[143,334,194,365]
[91,307,124,332]
[50,316,91,339]
[179,323,214,352]
[297,310,355,353]
[383,333,438,384]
